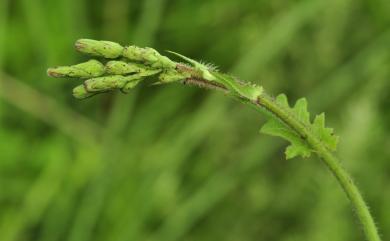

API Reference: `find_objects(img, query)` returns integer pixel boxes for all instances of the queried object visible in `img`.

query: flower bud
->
[72,85,95,99]
[159,70,188,83]
[75,39,124,58]
[84,75,129,92]
[123,46,175,68]
[47,60,105,78]
[105,61,147,75]
[121,80,142,93]
[122,46,157,62]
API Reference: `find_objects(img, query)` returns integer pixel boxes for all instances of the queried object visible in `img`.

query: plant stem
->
[184,79,381,241]
[256,94,381,241]
[317,147,380,241]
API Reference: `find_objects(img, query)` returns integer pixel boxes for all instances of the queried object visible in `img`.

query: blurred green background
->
[0,0,389,241]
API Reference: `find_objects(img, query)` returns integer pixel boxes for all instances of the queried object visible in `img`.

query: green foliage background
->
[0,0,389,240]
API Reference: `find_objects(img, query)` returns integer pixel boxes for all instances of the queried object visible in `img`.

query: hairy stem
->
[255,94,380,241]
[180,75,380,241]
[187,77,380,241]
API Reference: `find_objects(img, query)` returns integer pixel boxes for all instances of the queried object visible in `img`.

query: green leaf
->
[260,94,338,159]
[166,50,200,68]
[211,72,263,101]
[261,116,312,159]
[312,113,339,151]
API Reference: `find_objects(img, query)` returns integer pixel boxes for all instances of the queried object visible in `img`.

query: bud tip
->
[73,85,94,99]
[47,68,63,77]
[74,39,88,52]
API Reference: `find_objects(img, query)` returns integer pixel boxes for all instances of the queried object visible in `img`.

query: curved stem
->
[318,148,380,241]
[183,77,381,240]
[255,94,381,241]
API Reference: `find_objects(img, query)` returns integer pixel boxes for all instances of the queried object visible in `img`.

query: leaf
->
[166,50,200,67]
[261,117,312,159]
[211,72,263,101]
[260,94,338,159]
[312,113,339,151]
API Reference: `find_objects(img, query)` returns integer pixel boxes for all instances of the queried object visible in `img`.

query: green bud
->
[75,39,124,58]
[159,69,188,83]
[47,60,105,78]
[105,61,148,75]
[121,80,142,93]
[123,46,176,68]
[157,55,176,68]
[84,75,129,92]
[122,45,156,62]
[72,85,96,99]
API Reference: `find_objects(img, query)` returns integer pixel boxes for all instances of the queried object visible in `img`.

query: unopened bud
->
[84,75,129,92]
[123,46,175,68]
[47,60,105,78]
[105,61,147,75]
[121,80,142,93]
[72,85,95,99]
[159,70,188,83]
[75,39,124,58]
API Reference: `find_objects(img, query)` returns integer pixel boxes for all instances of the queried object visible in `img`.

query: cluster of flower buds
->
[47,39,191,99]
[47,39,264,101]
